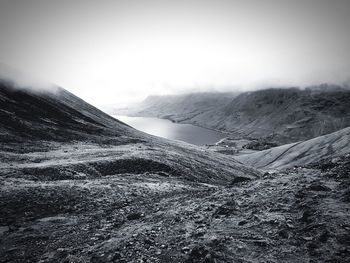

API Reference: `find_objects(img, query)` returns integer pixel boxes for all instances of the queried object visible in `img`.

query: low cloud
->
[0,63,58,93]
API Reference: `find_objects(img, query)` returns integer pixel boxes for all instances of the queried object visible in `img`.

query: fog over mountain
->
[1,0,350,106]
[115,86,350,144]
[1,73,350,262]
[1,1,350,262]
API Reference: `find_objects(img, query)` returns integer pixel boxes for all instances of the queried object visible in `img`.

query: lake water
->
[114,115,226,146]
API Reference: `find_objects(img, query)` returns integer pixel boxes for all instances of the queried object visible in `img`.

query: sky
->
[0,0,350,107]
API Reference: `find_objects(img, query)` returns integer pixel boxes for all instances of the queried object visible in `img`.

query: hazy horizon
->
[1,0,350,107]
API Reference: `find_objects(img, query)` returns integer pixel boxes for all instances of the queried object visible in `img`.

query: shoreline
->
[112,114,230,146]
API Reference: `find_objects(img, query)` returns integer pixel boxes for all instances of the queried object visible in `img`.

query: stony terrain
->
[1,78,350,262]
[1,148,349,262]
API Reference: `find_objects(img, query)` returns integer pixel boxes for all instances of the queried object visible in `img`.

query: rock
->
[342,190,350,203]
[253,239,269,247]
[126,212,144,221]
[238,220,248,226]
[302,236,313,241]
[319,230,330,243]
[308,183,331,192]
[181,246,190,253]
[186,245,211,263]
[230,176,252,186]
[0,226,9,235]
[278,229,289,239]
[300,210,314,223]
[214,201,237,216]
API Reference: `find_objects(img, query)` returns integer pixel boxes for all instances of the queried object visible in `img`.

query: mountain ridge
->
[1,77,349,262]
[0,78,259,184]
[114,85,350,144]
[235,126,350,170]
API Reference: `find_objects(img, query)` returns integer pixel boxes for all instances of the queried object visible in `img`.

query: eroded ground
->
[1,147,349,262]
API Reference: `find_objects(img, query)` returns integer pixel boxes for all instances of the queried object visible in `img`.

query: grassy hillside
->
[235,127,350,170]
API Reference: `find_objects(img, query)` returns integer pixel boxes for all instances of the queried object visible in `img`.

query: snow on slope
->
[235,127,350,170]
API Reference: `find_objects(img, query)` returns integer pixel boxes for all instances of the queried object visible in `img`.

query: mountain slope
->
[1,78,350,262]
[0,78,259,184]
[114,92,238,123]
[222,87,350,143]
[0,79,137,144]
[118,86,350,144]
[235,127,350,170]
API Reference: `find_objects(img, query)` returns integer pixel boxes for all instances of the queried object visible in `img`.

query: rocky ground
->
[1,77,349,262]
[1,146,349,262]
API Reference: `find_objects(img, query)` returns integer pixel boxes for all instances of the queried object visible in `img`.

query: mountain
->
[0,79,136,144]
[0,78,258,184]
[235,127,350,170]
[117,86,350,144]
[222,87,350,143]
[1,76,350,262]
[114,92,238,123]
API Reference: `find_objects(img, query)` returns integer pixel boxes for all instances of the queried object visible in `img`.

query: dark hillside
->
[223,87,350,142]
[0,79,133,143]
[121,86,350,144]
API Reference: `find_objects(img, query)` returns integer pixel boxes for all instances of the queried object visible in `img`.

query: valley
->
[2,1,350,262]
[115,86,350,146]
[0,79,349,262]
[114,115,226,146]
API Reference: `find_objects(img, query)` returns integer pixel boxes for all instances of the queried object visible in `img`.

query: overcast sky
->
[0,0,350,107]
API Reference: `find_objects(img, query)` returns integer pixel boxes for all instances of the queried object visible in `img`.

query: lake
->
[114,115,226,146]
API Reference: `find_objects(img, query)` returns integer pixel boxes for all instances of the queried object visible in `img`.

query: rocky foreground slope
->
[1,79,350,262]
[116,85,350,144]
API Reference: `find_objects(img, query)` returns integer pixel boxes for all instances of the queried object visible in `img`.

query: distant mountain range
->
[115,92,238,122]
[114,84,350,144]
